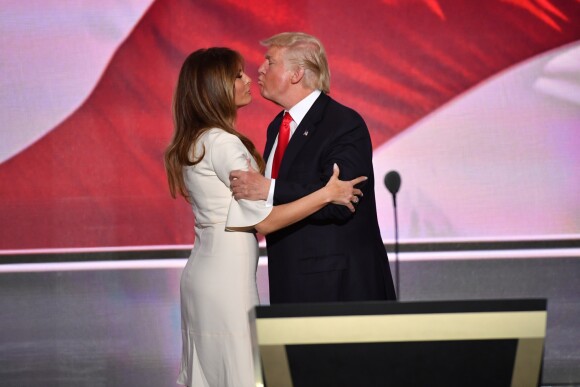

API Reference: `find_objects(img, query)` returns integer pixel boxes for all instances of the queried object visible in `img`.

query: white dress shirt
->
[264,89,322,206]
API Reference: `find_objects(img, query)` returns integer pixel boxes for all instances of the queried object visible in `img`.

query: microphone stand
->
[392,193,400,300]
[385,170,401,300]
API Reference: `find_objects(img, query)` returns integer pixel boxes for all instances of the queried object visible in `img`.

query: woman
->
[164,47,364,387]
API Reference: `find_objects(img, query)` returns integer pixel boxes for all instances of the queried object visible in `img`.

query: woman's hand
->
[325,163,366,212]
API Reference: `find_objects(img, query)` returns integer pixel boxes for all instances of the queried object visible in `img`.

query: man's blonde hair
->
[261,32,330,93]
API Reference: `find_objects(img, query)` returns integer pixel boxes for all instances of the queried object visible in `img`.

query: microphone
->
[384,171,401,207]
[384,170,402,300]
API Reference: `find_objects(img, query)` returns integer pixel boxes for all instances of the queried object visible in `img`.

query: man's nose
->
[258,62,266,74]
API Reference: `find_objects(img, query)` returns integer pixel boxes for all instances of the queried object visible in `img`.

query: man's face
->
[257,46,293,107]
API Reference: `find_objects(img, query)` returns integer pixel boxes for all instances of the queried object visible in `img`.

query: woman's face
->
[234,68,252,108]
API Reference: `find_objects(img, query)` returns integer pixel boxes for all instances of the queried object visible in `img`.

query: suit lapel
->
[263,112,284,161]
[277,93,329,178]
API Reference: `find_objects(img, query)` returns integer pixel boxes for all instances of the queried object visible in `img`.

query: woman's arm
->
[254,164,365,235]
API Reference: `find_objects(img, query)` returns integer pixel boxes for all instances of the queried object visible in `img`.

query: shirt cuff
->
[266,179,276,207]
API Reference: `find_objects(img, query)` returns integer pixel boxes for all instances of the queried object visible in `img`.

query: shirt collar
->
[287,90,322,126]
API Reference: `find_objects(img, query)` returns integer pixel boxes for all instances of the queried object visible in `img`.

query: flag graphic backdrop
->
[1,0,579,251]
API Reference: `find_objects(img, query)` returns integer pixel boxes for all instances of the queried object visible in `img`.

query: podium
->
[250,299,546,387]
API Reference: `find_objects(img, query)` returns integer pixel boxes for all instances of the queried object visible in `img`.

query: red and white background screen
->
[1,0,579,254]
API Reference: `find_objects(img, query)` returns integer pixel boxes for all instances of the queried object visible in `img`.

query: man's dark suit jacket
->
[264,92,397,304]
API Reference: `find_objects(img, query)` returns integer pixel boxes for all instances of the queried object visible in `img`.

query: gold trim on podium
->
[511,338,545,387]
[254,310,547,387]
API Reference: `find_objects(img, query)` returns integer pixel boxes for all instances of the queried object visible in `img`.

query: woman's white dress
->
[177,128,271,387]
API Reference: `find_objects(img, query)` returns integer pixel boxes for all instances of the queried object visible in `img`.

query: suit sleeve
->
[209,132,272,230]
[274,112,373,222]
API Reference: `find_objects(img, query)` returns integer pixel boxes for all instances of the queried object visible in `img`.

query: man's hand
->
[229,160,271,200]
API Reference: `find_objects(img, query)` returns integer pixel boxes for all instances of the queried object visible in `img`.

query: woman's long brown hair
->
[164,47,265,202]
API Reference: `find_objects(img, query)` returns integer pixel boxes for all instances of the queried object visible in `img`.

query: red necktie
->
[271,112,292,179]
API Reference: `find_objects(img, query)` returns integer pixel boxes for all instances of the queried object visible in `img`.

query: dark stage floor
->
[0,250,578,386]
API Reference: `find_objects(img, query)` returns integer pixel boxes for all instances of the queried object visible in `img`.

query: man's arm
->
[274,114,372,222]
[230,115,372,222]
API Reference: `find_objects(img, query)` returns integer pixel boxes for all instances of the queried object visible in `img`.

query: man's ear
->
[290,66,305,85]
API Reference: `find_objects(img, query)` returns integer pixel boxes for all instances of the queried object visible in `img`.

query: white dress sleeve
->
[209,131,272,230]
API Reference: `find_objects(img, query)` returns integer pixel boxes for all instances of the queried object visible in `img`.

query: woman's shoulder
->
[202,128,237,141]
[203,128,243,148]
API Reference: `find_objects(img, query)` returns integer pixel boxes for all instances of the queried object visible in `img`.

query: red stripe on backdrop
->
[1,0,579,249]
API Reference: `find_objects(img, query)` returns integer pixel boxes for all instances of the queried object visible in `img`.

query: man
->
[230,32,396,304]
